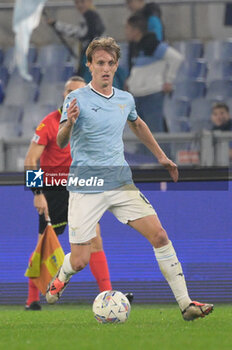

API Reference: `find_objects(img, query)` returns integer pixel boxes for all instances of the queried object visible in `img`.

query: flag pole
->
[43,9,78,59]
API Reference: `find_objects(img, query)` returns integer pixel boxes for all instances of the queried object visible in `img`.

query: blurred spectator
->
[47,0,105,82]
[126,0,164,41]
[125,14,183,132]
[211,102,232,161]
[126,0,164,73]
[211,102,232,130]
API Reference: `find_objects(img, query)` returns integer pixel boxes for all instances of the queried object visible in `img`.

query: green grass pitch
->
[0,304,231,350]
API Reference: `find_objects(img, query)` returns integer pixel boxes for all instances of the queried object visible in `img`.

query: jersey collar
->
[88,82,114,99]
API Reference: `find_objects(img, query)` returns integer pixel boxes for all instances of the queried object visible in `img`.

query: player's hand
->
[67,98,80,126]
[158,156,179,182]
[46,17,56,26]
[163,82,173,93]
[34,193,49,221]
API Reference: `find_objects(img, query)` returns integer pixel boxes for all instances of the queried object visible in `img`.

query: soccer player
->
[24,76,122,310]
[46,37,213,321]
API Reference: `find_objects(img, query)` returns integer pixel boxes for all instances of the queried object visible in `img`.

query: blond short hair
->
[86,37,121,63]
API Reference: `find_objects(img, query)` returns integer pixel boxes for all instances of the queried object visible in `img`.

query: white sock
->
[154,240,192,311]
[58,253,76,283]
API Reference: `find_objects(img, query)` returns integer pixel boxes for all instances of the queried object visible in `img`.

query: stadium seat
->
[189,98,212,132]
[37,44,70,68]
[163,97,190,132]
[190,98,212,119]
[5,143,29,171]
[221,39,232,60]
[204,40,223,62]
[40,64,75,84]
[63,63,76,81]
[173,80,206,100]
[204,39,232,62]
[0,47,3,65]
[0,105,23,137]
[8,66,41,84]
[207,61,232,82]
[3,75,38,106]
[124,151,154,165]
[21,104,56,138]
[2,46,37,71]
[0,81,4,103]
[189,118,212,132]
[37,82,65,106]
[30,65,42,84]
[176,59,207,82]
[0,122,20,138]
[164,97,190,118]
[40,66,64,84]
[0,66,9,88]
[173,40,203,61]
[206,80,232,100]
[0,105,23,122]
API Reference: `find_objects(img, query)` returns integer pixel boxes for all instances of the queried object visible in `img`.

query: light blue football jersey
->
[60,84,138,192]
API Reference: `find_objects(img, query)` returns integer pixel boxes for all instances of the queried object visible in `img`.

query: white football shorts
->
[68,183,156,244]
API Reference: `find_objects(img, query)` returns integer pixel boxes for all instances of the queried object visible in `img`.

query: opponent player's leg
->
[129,214,213,320]
[90,223,133,302]
[89,223,112,291]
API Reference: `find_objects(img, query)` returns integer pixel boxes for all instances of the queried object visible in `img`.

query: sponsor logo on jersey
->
[91,107,102,112]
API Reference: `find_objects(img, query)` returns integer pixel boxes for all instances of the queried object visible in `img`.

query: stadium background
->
[0,0,232,305]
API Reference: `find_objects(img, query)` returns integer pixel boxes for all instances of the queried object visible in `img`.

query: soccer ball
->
[92,290,131,324]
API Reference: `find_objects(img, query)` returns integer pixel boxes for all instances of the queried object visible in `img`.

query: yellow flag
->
[25,224,65,295]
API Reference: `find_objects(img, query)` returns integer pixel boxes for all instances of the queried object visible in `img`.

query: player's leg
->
[128,215,213,320]
[89,223,134,303]
[109,185,213,320]
[89,223,112,291]
[25,214,46,311]
[128,214,192,308]
[46,191,107,304]
[25,250,41,310]
[46,242,92,304]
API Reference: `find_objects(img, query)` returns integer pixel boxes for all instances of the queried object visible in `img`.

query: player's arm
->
[127,117,178,182]
[48,19,88,40]
[24,142,49,219]
[24,142,45,169]
[57,98,79,149]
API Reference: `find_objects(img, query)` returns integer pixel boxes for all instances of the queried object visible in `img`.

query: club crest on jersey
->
[118,104,127,113]
[36,123,45,131]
